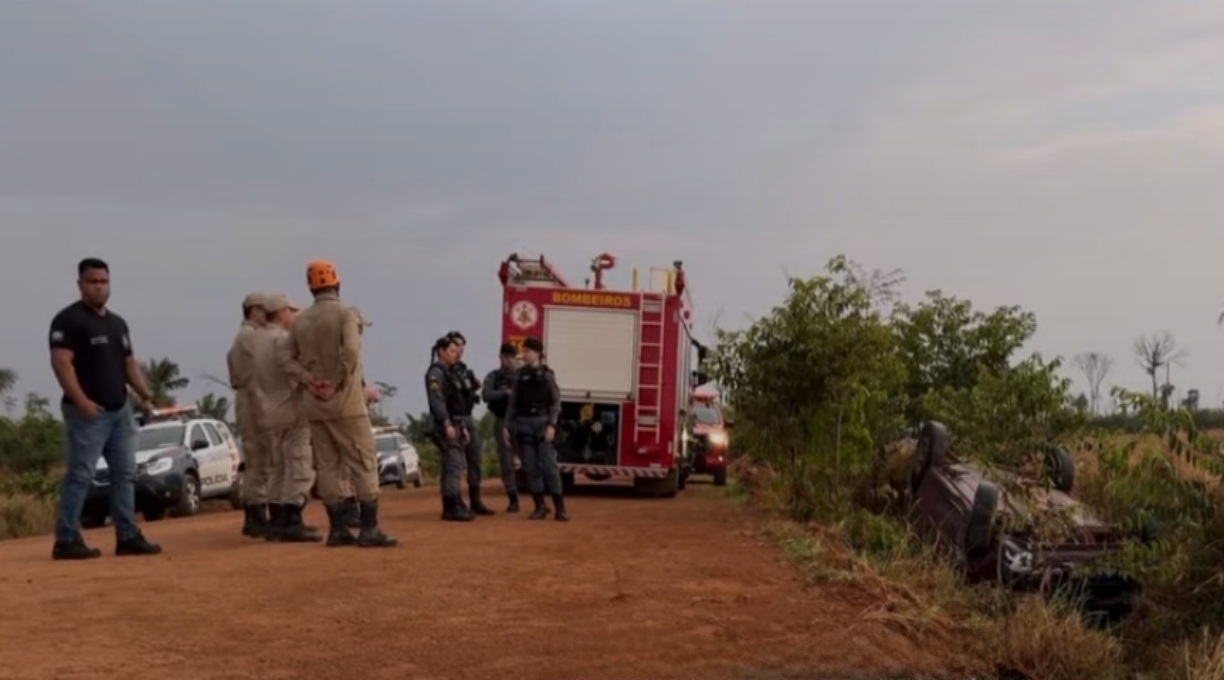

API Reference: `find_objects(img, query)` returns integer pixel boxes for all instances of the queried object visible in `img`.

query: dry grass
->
[1181,631,1224,680]
[0,493,56,540]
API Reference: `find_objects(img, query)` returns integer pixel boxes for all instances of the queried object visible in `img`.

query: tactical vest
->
[487,369,515,419]
[447,364,474,416]
[514,366,552,417]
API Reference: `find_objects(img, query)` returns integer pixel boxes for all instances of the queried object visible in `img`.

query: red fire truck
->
[498,252,708,497]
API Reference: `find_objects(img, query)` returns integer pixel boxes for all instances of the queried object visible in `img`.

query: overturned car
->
[906,421,1140,620]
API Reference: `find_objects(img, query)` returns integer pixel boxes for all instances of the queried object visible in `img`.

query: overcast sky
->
[3,0,1223,417]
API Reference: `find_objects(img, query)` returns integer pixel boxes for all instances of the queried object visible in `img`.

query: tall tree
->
[1072,352,1114,415]
[0,368,17,415]
[197,392,231,421]
[141,358,190,406]
[1132,333,1186,400]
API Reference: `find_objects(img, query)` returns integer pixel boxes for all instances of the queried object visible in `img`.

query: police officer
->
[425,336,475,521]
[281,260,396,548]
[482,342,521,512]
[228,291,272,538]
[444,331,494,516]
[502,336,568,521]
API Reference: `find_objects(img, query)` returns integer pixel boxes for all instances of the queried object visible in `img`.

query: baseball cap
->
[263,293,300,313]
[242,292,267,309]
[499,342,518,356]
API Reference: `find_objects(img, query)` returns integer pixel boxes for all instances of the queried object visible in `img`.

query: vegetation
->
[711,254,1224,680]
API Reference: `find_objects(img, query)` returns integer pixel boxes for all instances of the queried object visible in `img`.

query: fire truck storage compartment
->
[543,306,638,402]
[555,401,622,466]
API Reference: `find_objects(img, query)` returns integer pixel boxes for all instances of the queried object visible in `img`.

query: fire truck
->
[498,252,708,497]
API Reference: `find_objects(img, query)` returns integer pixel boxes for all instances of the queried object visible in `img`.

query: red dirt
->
[0,482,966,679]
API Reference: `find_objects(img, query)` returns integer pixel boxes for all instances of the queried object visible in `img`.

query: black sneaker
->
[115,532,163,556]
[52,536,102,561]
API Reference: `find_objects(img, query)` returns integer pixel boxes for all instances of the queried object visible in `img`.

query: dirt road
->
[0,481,962,679]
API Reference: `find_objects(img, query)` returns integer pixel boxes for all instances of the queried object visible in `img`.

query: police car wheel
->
[412,473,424,488]
[396,464,407,489]
[172,474,201,517]
[228,471,245,510]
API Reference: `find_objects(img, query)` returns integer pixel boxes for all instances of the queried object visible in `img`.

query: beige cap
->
[263,293,300,313]
[242,292,267,308]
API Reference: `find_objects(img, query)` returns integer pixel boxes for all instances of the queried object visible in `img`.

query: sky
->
[3,0,1224,417]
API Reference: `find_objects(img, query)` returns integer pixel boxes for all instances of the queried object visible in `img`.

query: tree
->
[141,358,190,406]
[0,367,16,415]
[891,291,1037,423]
[368,381,397,426]
[196,392,231,421]
[1072,352,1114,415]
[1133,333,1186,401]
[710,256,906,521]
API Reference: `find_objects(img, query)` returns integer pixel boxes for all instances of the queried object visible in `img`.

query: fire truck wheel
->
[712,469,727,487]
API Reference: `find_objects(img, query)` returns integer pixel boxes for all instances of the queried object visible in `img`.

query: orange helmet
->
[306,260,339,291]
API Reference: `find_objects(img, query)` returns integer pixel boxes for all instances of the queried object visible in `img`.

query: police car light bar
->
[146,405,200,422]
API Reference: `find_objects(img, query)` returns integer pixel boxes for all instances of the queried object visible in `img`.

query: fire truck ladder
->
[504,253,571,288]
[634,292,666,443]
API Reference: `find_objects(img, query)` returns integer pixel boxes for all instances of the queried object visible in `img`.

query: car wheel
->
[143,505,167,522]
[172,474,201,517]
[1044,447,1075,493]
[396,463,407,490]
[910,421,950,492]
[412,472,424,488]
[996,537,1031,588]
[713,469,728,487]
[962,481,998,559]
[80,511,108,529]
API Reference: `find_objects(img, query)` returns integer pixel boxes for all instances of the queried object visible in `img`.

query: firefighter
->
[425,335,474,521]
[227,291,273,538]
[444,331,494,516]
[280,260,396,548]
[334,308,377,530]
[502,336,568,521]
[482,342,520,512]
[252,293,320,543]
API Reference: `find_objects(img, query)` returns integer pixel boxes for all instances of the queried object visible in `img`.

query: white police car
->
[374,426,422,489]
[82,406,243,526]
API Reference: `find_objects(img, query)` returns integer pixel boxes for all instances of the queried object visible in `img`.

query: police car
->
[81,406,243,527]
[374,426,423,489]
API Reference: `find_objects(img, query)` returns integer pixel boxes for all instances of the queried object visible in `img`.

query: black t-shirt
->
[48,301,134,410]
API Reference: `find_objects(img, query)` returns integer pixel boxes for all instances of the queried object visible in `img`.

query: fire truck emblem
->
[510,301,538,329]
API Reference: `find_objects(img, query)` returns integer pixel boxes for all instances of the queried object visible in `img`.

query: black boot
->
[324,502,357,547]
[264,504,285,542]
[356,499,397,547]
[506,492,520,513]
[280,504,322,543]
[528,493,549,520]
[242,504,268,538]
[441,496,474,522]
[469,485,495,516]
[343,496,361,529]
[552,494,570,522]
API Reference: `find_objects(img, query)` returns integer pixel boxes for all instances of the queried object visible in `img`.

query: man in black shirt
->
[444,331,494,516]
[48,258,163,560]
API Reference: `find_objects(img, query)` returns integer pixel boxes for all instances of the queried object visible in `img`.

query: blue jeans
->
[54,401,139,543]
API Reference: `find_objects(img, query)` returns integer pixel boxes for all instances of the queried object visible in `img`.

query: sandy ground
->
[0,480,964,680]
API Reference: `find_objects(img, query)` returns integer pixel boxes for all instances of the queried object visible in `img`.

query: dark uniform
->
[505,343,567,521]
[425,344,474,521]
[449,359,494,515]
[481,349,519,512]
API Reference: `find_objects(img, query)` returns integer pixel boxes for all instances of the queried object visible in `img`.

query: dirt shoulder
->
[0,482,968,679]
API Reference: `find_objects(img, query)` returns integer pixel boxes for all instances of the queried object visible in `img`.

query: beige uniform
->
[226,320,270,504]
[252,326,315,506]
[281,291,378,503]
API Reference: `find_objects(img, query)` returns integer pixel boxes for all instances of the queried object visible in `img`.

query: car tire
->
[172,473,201,517]
[396,463,407,490]
[962,481,998,559]
[713,469,728,487]
[1044,447,1075,493]
[143,505,167,522]
[910,421,950,492]
[80,511,107,529]
[412,472,424,488]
